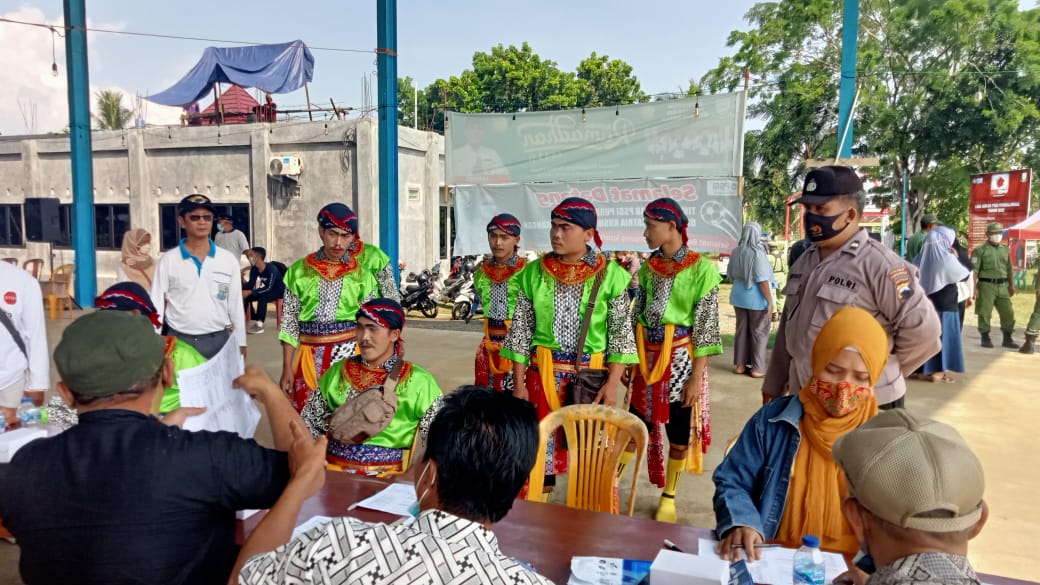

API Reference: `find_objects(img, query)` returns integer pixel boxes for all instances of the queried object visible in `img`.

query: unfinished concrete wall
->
[0,119,444,290]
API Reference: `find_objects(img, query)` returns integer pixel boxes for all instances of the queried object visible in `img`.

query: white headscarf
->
[729,222,773,286]
[914,226,970,295]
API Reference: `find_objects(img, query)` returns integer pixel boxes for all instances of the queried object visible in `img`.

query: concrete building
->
[0,118,445,289]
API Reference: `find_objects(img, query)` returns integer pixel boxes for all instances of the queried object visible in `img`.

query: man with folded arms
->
[234,386,553,585]
[0,311,303,585]
[832,409,988,585]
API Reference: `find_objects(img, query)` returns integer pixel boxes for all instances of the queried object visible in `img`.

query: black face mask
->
[805,208,853,242]
[853,550,877,574]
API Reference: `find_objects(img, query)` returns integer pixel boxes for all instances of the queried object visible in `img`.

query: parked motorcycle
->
[399,269,439,318]
[437,256,480,308]
[451,277,477,321]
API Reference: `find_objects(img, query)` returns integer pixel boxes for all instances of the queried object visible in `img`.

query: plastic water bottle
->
[792,535,826,585]
[16,397,46,427]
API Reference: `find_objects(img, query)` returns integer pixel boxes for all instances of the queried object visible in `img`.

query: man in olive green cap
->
[971,222,1017,348]
[905,213,938,262]
[0,310,314,585]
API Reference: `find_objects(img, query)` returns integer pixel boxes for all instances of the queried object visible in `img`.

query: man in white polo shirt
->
[151,194,247,359]
[0,261,49,426]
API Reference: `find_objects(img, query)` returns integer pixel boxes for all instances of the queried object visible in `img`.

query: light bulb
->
[51,62,59,77]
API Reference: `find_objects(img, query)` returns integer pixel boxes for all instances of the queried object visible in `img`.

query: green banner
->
[446,93,745,185]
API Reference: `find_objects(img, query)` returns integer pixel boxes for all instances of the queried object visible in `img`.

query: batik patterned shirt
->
[238,509,554,585]
[868,552,979,585]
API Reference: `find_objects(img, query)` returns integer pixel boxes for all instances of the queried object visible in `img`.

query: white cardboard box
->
[0,428,48,463]
[650,549,728,585]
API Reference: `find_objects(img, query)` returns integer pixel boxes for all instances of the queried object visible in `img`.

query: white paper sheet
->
[292,515,333,539]
[348,482,417,517]
[568,557,622,585]
[696,539,848,585]
[176,337,260,439]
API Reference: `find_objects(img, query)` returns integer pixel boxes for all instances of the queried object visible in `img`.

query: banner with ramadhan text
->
[968,169,1032,251]
[453,178,742,255]
[445,93,746,185]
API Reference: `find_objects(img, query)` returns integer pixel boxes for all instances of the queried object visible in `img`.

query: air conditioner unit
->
[269,155,303,176]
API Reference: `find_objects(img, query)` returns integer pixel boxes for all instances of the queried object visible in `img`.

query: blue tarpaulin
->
[146,40,314,108]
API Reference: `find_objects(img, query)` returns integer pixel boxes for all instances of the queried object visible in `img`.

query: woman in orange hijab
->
[118,228,156,289]
[712,306,888,560]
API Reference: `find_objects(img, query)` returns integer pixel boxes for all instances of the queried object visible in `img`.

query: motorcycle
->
[451,277,477,321]
[399,269,439,318]
[437,256,480,308]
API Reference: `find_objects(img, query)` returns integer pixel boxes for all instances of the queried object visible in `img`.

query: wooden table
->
[239,471,1036,585]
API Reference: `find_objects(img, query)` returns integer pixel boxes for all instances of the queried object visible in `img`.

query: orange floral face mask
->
[809,377,872,417]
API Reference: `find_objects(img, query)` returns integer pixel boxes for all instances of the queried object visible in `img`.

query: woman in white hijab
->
[728,222,775,377]
[914,226,970,382]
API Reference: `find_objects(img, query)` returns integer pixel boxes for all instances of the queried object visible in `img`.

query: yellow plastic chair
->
[526,404,648,516]
[41,264,75,320]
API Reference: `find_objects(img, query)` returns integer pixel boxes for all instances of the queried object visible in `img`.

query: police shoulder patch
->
[888,267,912,300]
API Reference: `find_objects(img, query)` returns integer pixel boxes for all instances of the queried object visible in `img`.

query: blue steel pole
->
[376,0,400,285]
[901,171,908,258]
[837,0,859,160]
[64,0,97,307]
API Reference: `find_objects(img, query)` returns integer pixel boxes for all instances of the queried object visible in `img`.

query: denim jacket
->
[712,395,803,539]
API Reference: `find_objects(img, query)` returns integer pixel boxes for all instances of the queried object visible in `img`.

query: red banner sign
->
[968,169,1032,252]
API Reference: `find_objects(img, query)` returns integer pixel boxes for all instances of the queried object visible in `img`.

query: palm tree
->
[93,90,133,130]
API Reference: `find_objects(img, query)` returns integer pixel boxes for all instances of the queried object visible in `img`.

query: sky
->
[0,0,761,135]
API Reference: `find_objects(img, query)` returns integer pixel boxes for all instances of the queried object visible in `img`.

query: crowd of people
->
[0,166,1022,584]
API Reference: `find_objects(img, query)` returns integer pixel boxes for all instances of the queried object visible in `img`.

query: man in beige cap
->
[832,409,987,585]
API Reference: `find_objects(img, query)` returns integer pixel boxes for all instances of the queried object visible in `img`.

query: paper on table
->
[696,539,848,585]
[568,557,622,585]
[292,515,333,539]
[568,557,652,585]
[349,482,417,517]
[177,337,260,439]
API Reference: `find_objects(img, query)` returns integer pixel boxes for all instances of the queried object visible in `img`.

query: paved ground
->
[2,300,1038,582]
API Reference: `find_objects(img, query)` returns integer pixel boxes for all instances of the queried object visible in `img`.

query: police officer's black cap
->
[790,166,865,206]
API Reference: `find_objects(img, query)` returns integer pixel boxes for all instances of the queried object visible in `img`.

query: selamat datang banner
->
[445,94,746,185]
[452,178,741,255]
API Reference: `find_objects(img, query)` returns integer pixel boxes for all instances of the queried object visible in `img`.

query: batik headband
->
[551,197,603,249]
[317,203,359,234]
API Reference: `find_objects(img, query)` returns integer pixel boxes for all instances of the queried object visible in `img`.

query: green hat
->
[921,213,938,226]
[986,222,1004,234]
[55,311,166,398]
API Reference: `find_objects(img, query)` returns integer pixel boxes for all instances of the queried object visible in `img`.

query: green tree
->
[704,0,1040,232]
[93,89,133,131]
[469,42,580,111]
[414,43,644,132]
[397,76,423,128]
[575,52,648,106]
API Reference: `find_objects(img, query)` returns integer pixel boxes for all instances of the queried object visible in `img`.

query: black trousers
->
[244,290,280,322]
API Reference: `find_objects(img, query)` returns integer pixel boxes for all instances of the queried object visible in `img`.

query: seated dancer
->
[473,213,527,393]
[279,203,384,412]
[301,298,444,474]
